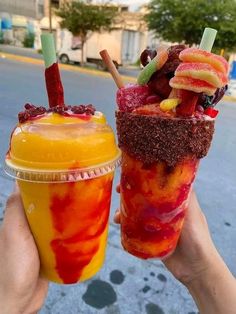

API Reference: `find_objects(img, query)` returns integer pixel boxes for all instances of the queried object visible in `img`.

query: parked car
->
[59,45,82,64]
[58,29,145,69]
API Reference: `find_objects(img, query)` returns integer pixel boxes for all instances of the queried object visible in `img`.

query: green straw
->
[199,27,217,52]
[40,33,57,68]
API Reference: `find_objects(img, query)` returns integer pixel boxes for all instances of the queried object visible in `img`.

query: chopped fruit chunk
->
[133,104,174,117]
[176,90,199,117]
[204,107,219,118]
[170,76,217,96]
[175,63,227,88]
[160,99,180,112]
[116,84,150,112]
[179,48,229,74]
[145,94,162,105]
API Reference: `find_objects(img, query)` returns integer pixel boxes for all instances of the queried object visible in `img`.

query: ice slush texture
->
[120,152,198,258]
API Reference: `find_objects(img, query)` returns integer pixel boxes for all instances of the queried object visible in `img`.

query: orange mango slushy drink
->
[5,105,120,284]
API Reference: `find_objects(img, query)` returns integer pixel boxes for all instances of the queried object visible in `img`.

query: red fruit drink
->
[115,43,228,259]
[120,154,198,259]
[116,108,213,259]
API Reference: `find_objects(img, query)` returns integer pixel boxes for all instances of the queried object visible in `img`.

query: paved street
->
[0,57,236,314]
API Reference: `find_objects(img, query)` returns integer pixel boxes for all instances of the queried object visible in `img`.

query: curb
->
[223,95,236,102]
[0,52,136,83]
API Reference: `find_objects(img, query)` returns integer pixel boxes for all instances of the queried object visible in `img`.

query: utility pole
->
[49,0,52,33]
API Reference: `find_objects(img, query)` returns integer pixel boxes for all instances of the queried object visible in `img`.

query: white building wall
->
[0,0,37,18]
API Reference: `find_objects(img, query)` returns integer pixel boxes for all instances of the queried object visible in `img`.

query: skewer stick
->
[100,50,124,88]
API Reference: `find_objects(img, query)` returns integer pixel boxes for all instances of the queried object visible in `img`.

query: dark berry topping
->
[24,103,36,110]
[71,105,86,114]
[144,45,186,99]
[211,85,228,106]
[140,49,157,67]
[18,111,30,123]
[197,85,228,110]
[18,104,97,123]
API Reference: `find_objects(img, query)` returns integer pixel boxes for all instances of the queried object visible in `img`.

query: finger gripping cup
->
[5,112,120,284]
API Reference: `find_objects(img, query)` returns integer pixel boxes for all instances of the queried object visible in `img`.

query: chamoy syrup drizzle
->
[49,177,113,283]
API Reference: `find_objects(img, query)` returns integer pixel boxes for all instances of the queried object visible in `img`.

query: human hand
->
[114,187,220,286]
[115,186,236,314]
[161,191,221,285]
[0,184,48,314]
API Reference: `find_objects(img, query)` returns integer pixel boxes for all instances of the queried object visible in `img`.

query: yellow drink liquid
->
[6,112,120,284]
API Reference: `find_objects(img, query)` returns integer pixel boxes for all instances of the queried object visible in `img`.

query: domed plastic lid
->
[5,112,121,182]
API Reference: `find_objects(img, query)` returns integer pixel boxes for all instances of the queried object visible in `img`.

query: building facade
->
[0,0,44,19]
[0,0,45,45]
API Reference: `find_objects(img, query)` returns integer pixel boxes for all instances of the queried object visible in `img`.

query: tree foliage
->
[146,0,236,51]
[56,0,117,64]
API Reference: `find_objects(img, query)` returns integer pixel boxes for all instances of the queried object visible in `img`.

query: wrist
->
[0,303,20,314]
[186,256,222,290]
[186,253,236,314]
[185,247,225,290]
[0,294,30,314]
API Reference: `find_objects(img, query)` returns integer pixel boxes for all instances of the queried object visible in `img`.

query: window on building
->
[51,0,59,9]
[38,4,44,16]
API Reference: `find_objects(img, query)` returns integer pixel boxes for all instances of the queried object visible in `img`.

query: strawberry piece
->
[204,107,219,118]
[116,84,151,112]
[176,90,199,117]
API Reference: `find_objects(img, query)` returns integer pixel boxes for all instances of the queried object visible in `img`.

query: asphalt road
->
[0,57,236,314]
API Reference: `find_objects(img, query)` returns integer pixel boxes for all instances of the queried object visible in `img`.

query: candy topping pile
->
[116,45,228,119]
[170,48,228,95]
[18,104,96,123]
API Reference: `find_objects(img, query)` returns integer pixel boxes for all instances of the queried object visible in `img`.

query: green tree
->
[56,0,117,66]
[146,0,236,52]
[23,33,35,48]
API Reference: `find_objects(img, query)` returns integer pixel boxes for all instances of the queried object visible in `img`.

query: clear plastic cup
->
[5,112,120,284]
[120,152,198,259]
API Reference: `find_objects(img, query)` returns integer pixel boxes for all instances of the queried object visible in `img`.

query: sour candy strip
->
[41,33,65,108]
[175,63,227,88]
[137,49,168,85]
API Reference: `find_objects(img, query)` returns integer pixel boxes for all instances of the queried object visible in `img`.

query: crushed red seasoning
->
[116,110,215,167]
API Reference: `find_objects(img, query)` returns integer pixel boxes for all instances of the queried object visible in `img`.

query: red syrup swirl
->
[45,63,64,108]
[62,112,91,121]
[49,176,113,284]
[120,152,199,259]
